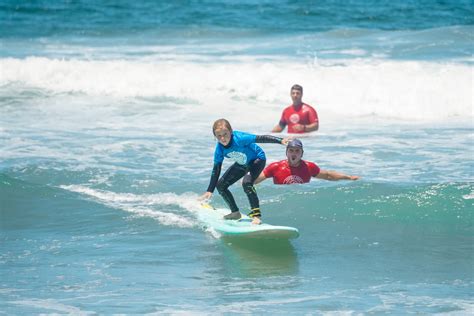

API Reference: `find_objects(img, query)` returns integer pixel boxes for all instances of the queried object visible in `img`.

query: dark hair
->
[212,118,233,135]
[291,84,303,93]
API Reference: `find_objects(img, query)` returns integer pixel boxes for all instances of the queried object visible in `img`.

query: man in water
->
[255,139,359,185]
[271,84,319,134]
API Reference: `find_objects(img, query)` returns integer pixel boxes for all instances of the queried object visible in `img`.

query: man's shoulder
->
[277,159,289,166]
[302,160,320,175]
[302,103,316,110]
[266,160,287,170]
[301,160,317,167]
[282,104,295,113]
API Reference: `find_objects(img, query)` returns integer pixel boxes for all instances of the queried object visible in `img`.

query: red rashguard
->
[279,103,318,133]
[263,160,320,184]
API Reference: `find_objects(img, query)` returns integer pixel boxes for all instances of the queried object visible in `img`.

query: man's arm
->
[293,121,318,133]
[272,113,287,133]
[271,124,284,133]
[304,121,319,132]
[315,169,359,181]
[254,172,268,185]
[303,104,319,132]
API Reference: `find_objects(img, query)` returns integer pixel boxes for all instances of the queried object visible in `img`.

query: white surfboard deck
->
[198,203,299,239]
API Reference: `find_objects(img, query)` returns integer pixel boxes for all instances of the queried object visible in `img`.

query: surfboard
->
[198,203,299,239]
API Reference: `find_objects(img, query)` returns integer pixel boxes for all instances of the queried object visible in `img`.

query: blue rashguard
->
[206,132,283,194]
[213,131,266,165]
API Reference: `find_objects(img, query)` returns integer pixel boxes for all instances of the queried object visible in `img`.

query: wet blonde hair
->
[212,118,233,136]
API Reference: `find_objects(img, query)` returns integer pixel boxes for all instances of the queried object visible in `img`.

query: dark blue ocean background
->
[2,0,474,36]
[1,1,473,314]
[1,0,473,61]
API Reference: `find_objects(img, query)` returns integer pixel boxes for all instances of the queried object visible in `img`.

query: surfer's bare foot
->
[223,212,241,220]
[251,217,261,225]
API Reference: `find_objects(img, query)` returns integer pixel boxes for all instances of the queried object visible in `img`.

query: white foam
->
[122,205,195,228]
[462,192,474,200]
[1,57,472,122]
[12,299,94,315]
[60,185,200,228]
[373,293,474,314]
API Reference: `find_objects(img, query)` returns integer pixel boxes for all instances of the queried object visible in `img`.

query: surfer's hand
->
[281,137,291,146]
[199,192,212,201]
[251,217,261,225]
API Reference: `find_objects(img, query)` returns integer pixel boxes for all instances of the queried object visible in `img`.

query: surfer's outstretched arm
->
[255,135,290,146]
[315,170,359,181]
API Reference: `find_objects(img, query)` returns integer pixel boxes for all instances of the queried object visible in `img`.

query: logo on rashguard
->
[289,114,300,124]
[227,151,247,165]
[283,175,304,184]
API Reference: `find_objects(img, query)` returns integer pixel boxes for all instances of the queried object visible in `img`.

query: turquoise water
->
[1,1,473,314]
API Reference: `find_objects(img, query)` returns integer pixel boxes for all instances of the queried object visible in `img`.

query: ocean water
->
[1,1,473,314]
